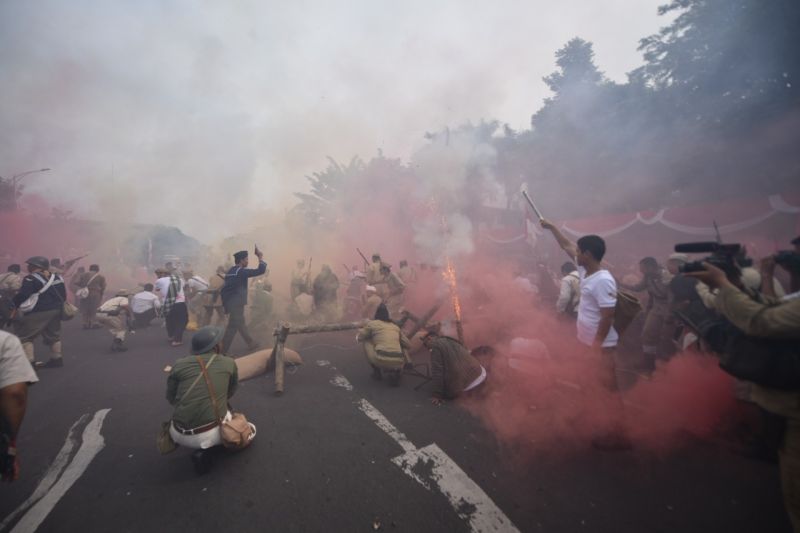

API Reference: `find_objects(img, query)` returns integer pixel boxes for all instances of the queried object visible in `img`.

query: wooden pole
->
[273,323,290,396]
[280,320,367,335]
[406,299,444,339]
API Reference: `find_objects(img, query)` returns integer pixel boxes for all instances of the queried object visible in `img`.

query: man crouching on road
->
[422,324,486,406]
[166,326,256,474]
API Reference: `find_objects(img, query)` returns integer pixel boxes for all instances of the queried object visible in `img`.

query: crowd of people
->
[2,234,799,530]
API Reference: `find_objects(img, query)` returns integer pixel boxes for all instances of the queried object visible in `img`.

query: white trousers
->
[170,411,231,450]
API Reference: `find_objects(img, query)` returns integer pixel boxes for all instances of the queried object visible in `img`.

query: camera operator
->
[762,237,800,299]
[686,261,800,531]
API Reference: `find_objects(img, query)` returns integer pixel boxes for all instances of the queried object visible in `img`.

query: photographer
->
[686,261,800,531]
[762,237,800,299]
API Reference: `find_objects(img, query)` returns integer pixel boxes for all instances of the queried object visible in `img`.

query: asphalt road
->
[0,317,792,532]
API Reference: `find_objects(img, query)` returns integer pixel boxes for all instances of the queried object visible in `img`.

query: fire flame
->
[442,256,462,321]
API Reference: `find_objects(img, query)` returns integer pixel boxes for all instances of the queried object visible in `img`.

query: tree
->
[634,0,800,126]
[542,37,605,98]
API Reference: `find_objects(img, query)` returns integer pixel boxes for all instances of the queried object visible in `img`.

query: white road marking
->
[0,415,90,532]
[10,409,111,533]
[316,361,519,531]
[357,399,416,454]
[330,374,353,391]
[356,399,519,533]
[393,444,521,533]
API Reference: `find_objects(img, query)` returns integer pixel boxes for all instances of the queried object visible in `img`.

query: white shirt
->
[185,276,209,292]
[576,267,618,348]
[131,291,161,313]
[154,276,186,303]
[0,330,38,389]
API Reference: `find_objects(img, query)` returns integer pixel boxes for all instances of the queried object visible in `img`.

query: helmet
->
[191,326,225,355]
[26,256,50,270]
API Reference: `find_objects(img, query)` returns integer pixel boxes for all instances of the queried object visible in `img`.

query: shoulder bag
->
[18,273,56,314]
[197,356,254,450]
[75,273,99,299]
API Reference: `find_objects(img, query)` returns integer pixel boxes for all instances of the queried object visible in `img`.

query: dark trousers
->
[133,308,157,328]
[222,305,254,352]
[166,302,188,343]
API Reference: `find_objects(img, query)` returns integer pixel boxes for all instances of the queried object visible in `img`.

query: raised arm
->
[540,219,579,259]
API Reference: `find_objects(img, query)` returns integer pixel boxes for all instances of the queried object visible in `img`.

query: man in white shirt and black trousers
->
[541,219,631,450]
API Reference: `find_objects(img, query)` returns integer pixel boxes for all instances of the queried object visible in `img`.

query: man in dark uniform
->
[12,257,68,368]
[220,248,267,354]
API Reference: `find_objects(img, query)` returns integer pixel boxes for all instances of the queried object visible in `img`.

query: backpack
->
[614,290,642,337]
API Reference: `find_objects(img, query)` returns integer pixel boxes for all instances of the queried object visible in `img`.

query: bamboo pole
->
[406,299,444,339]
[273,323,290,396]
[279,320,367,335]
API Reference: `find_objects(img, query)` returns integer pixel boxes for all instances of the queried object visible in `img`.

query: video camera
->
[674,242,742,278]
[775,250,800,274]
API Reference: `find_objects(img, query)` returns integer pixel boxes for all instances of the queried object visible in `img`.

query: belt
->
[173,420,218,436]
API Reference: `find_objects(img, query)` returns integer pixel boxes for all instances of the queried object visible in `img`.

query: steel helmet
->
[26,256,50,270]
[191,326,225,355]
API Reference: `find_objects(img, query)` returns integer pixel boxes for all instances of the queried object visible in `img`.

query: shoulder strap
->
[85,272,100,286]
[36,273,56,295]
[197,355,223,423]
[175,354,216,406]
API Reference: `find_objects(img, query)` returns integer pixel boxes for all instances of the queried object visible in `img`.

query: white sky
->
[0,0,672,240]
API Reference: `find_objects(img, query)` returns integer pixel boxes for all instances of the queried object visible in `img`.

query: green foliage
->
[292,0,800,227]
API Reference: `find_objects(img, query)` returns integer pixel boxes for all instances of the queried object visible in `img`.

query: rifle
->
[356,248,369,270]
[305,257,313,286]
[64,254,89,269]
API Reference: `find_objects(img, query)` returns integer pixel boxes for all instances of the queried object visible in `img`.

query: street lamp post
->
[9,168,51,210]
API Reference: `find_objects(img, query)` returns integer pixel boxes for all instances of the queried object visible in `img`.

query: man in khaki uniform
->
[78,265,106,329]
[0,265,22,300]
[96,289,131,352]
[357,303,410,385]
[397,260,416,284]
[290,259,309,300]
[688,262,800,531]
[202,266,226,327]
[366,254,383,285]
[376,264,405,319]
[362,286,382,320]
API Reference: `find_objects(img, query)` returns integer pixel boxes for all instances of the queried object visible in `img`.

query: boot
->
[111,338,127,352]
[190,449,213,475]
[386,370,402,387]
[22,342,35,363]
[37,342,64,368]
[36,358,64,369]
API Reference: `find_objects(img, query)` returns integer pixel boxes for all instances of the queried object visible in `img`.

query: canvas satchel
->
[18,273,56,314]
[197,356,254,450]
[75,272,99,299]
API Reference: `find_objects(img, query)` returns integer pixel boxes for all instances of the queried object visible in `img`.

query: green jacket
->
[714,286,800,417]
[166,352,238,429]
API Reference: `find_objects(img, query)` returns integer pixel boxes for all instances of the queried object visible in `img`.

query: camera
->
[674,242,742,277]
[775,250,800,274]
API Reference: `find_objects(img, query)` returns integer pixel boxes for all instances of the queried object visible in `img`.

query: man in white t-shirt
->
[0,330,38,481]
[541,219,630,450]
[541,220,618,355]
[154,268,188,347]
